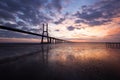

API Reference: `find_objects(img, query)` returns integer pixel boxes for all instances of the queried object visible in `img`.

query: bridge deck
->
[0,25,69,43]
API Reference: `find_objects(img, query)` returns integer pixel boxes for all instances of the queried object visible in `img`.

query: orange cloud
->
[107,27,120,36]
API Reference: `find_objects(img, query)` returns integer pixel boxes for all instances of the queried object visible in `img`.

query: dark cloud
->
[0,21,4,24]
[4,23,18,28]
[0,0,48,12]
[75,19,85,23]
[0,0,65,38]
[67,26,75,31]
[75,10,103,21]
[51,0,62,12]
[47,0,63,12]
[0,0,64,28]
[87,19,112,26]
[30,28,41,33]
[74,0,120,26]
[54,12,69,24]
[54,17,65,24]
[76,28,81,30]
[0,0,50,27]
[118,23,120,25]
[106,33,120,42]
[55,29,60,32]
[0,9,15,21]
[17,21,26,27]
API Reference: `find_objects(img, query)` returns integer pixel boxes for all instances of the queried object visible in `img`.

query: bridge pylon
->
[41,23,49,44]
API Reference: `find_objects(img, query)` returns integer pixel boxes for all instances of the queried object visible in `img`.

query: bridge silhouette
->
[106,42,120,49]
[0,24,70,44]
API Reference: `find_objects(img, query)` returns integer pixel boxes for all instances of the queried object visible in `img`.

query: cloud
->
[4,22,18,28]
[47,0,70,12]
[86,19,112,26]
[107,27,120,36]
[0,9,15,21]
[0,0,66,38]
[54,17,66,24]
[55,29,60,32]
[67,26,75,31]
[50,0,62,12]
[0,0,65,28]
[74,0,120,26]
[75,20,84,23]
[0,0,50,27]
[17,21,27,27]
[54,12,69,24]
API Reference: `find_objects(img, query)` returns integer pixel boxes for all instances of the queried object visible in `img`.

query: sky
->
[0,0,120,42]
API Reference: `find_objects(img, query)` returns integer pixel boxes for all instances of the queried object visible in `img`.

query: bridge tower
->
[41,23,49,43]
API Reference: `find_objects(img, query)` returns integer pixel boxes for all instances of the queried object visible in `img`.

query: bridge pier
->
[54,39,57,43]
[40,23,71,44]
[53,38,56,44]
[106,42,120,48]
[40,24,67,44]
[51,38,54,44]
[48,37,52,44]
[41,23,49,44]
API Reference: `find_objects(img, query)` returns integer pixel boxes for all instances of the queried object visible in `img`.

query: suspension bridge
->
[0,23,70,44]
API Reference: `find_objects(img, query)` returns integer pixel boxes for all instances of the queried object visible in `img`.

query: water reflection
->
[0,44,50,64]
[48,43,120,80]
[0,44,51,80]
[41,44,50,64]
[0,43,120,80]
[49,43,109,63]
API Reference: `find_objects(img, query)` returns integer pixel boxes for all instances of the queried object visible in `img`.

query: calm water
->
[0,43,120,80]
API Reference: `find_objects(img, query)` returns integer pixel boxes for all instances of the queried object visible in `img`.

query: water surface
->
[0,43,120,80]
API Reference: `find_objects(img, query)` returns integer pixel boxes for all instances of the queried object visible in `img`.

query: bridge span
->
[0,24,70,44]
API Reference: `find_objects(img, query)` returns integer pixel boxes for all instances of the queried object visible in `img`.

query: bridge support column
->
[41,23,49,44]
[49,37,52,43]
[52,38,55,44]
